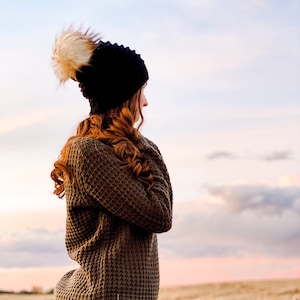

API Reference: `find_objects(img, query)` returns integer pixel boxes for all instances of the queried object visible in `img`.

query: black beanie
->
[52,28,149,114]
[77,41,149,114]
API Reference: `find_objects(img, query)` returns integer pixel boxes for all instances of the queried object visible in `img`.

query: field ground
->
[0,278,299,300]
[159,278,300,300]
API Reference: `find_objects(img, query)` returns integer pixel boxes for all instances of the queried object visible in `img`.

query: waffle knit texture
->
[54,135,173,300]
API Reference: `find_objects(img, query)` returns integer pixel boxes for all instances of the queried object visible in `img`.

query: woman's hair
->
[51,88,153,198]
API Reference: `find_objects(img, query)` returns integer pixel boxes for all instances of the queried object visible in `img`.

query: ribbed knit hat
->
[52,28,149,114]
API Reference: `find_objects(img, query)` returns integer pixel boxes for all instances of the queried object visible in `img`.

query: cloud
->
[1,183,300,269]
[137,0,299,92]
[0,104,87,153]
[278,174,300,187]
[204,149,296,162]
[262,150,294,161]
[0,109,61,136]
[0,228,69,268]
[206,151,236,160]
[207,185,300,215]
[158,183,300,260]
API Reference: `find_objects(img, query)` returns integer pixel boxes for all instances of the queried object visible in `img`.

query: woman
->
[50,27,173,300]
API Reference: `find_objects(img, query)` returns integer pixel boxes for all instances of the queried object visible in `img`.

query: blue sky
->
[0,0,299,291]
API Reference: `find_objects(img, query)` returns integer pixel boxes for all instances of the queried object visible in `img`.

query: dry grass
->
[0,296,54,300]
[159,278,300,300]
[0,278,299,300]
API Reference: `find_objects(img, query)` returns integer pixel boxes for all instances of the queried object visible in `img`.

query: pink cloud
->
[160,256,300,287]
[1,256,300,292]
[0,266,74,292]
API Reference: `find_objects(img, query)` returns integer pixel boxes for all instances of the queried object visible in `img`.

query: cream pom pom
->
[52,27,99,83]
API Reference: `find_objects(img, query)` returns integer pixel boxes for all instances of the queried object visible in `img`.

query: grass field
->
[0,278,299,300]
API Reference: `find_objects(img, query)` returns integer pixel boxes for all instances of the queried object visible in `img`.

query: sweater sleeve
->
[68,137,173,233]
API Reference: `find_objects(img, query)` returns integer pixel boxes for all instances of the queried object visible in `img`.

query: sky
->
[0,0,300,292]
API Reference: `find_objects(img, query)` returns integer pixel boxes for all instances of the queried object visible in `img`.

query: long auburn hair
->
[51,88,153,198]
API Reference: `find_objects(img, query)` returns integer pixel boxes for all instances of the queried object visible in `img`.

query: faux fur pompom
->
[52,28,99,83]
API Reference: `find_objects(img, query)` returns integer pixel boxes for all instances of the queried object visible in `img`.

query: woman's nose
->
[143,97,148,107]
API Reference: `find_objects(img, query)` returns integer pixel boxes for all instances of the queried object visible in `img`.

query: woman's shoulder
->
[67,137,114,168]
[138,134,161,154]
[69,137,109,155]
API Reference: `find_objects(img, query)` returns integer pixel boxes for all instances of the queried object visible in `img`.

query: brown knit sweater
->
[54,135,173,300]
